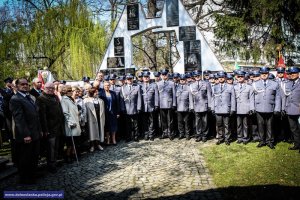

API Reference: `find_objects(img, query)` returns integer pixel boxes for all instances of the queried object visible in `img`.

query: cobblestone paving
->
[1,139,222,200]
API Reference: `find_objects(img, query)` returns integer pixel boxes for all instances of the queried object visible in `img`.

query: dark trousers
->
[117,113,126,140]
[249,114,259,141]
[142,112,155,139]
[195,112,208,139]
[215,114,230,141]
[288,115,300,147]
[47,135,59,167]
[125,114,139,140]
[160,109,174,137]
[208,111,216,138]
[177,112,191,137]
[237,114,250,142]
[16,140,40,181]
[257,112,274,144]
[274,115,292,142]
[153,109,161,136]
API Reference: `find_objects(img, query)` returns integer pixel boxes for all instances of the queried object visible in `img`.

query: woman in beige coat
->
[60,85,81,163]
[84,87,105,152]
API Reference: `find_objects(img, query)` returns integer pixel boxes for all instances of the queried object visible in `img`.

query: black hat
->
[4,77,13,83]
[193,70,201,76]
[143,71,151,77]
[137,72,143,78]
[259,66,270,74]
[153,72,161,77]
[160,69,169,75]
[268,73,275,80]
[118,75,126,81]
[209,74,215,79]
[203,70,211,75]
[236,70,246,76]
[179,74,187,80]
[168,73,174,79]
[226,74,234,79]
[104,75,110,81]
[276,67,285,73]
[126,73,134,79]
[252,70,261,77]
[217,71,227,78]
[286,67,300,74]
[173,72,180,78]
[185,72,192,78]
[109,74,117,80]
[82,76,90,82]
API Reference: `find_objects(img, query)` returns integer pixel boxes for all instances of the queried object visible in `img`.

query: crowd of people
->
[0,66,299,184]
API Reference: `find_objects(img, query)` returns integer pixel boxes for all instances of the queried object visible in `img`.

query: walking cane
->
[70,133,79,166]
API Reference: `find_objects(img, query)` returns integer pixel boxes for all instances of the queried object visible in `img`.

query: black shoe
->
[216,140,222,145]
[186,136,191,140]
[243,141,249,145]
[178,135,185,140]
[225,141,230,146]
[195,138,202,142]
[144,137,149,141]
[267,143,275,149]
[169,136,174,141]
[288,146,299,150]
[149,137,154,141]
[202,138,207,143]
[160,135,167,139]
[134,137,139,142]
[252,139,259,143]
[257,142,265,148]
[47,166,57,174]
[236,140,243,144]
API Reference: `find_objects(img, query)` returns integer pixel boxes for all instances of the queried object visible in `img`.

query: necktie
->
[197,81,200,89]
[221,84,223,91]
[26,95,35,106]
[240,84,242,90]
[129,85,132,91]
[146,83,148,90]
[292,81,295,87]
[181,85,183,90]
[264,81,267,87]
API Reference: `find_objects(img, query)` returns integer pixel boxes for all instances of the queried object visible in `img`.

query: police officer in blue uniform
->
[282,67,300,152]
[252,67,281,149]
[176,74,193,140]
[140,71,159,141]
[120,73,142,142]
[234,71,255,144]
[190,70,212,142]
[212,71,236,145]
[157,69,176,140]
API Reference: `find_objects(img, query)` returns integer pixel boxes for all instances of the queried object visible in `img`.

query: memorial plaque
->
[107,57,125,68]
[127,4,139,30]
[114,37,124,56]
[184,40,201,72]
[166,0,179,27]
[179,26,196,41]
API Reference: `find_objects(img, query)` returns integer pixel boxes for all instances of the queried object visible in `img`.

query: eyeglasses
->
[67,90,72,92]
[20,83,29,86]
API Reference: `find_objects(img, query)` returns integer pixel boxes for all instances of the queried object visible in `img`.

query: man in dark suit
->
[9,78,41,184]
[29,77,43,98]
[36,82,64,173]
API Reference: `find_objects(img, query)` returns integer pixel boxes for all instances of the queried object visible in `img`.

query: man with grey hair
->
[36,82,65,173]
[30,77,43,98]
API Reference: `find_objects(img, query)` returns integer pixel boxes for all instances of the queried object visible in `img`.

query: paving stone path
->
[1,139,222,200]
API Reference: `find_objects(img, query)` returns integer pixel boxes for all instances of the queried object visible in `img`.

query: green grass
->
[200,141,300,187]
